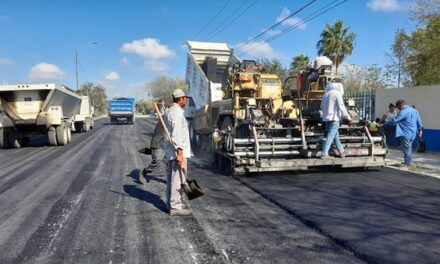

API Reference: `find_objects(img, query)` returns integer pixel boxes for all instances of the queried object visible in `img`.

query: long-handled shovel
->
[153,102,204,200]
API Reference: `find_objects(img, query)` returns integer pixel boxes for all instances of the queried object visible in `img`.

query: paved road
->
[0,117,439,264]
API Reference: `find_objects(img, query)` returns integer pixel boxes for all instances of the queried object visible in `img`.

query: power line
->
[206,0,259,41]
[235,0,317,51]
[201,0,250,40]
[237,0,349,57]
[191,0,232,40]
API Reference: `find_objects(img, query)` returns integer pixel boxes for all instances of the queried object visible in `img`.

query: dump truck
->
[184,41,240,145]
[185,41,387,175]
[0,83,82,148]
[73,96,94,132]
[109,97,136,124]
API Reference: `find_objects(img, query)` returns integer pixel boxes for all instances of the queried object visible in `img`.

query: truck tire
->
[200,134,206,150]
[21,137,29,147]
[48,127,57,146]
[5,129,21,148]
[0,128,4,148]
[56,124,68,146]
[67,127,72,143]
[83,122,89,132]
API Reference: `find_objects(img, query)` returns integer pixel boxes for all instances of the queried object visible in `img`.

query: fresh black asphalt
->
[0,117,438,263]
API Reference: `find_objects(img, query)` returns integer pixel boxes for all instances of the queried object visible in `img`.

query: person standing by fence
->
[385,99,423,166]
[381,103,399,147]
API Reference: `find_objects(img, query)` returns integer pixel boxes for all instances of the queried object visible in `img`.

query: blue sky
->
[0,0,414,99]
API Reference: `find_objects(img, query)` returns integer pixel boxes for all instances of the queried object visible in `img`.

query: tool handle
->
[153,102,174,150]
[153,102,184,168]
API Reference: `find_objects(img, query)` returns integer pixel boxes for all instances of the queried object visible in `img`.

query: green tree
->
[146,76,187,101]
[316,20,356,74]
[406,16,440,85]
[387,0,440,86]
[77,82,108,116]
[283,54,310,90]
[136,99,153,114]
[257,58,288,83]
[289,54,310,75]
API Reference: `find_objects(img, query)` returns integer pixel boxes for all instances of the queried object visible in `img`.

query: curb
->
[385,161,440,179]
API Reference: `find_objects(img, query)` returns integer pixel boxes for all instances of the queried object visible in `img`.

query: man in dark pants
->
[385,99,423,166]
[140,120,165,184]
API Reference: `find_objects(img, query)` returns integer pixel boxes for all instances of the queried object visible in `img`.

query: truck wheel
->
[56,124,68,146]
[0,128,4,148]
[21,137,29,147]
[90,119,94,129]
[6,129,21,148]
[67,127,72,143]
[83,122,89,132]
[200,134,206,150]
[205,134,213,152]
[48,127,57,146]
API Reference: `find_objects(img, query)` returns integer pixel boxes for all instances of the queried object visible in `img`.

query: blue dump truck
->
[109,97,136,125]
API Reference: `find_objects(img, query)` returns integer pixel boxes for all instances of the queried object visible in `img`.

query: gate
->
[344,90,376,121]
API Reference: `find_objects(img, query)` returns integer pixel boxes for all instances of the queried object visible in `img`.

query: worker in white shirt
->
[163,89,192,216]
[331,78,344,95]
[321,82,352,158]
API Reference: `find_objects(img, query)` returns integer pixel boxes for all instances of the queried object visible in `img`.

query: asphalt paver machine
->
[212,57,387,175]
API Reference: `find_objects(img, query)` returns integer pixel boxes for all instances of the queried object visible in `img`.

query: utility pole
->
[75,42,98,92]
[75,49,79,90]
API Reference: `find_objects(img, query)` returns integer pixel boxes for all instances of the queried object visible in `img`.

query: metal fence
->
[344,90,376,121]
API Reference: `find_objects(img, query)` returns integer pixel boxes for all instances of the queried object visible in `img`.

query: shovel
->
[179,168,204,200]
[153,102,204,200]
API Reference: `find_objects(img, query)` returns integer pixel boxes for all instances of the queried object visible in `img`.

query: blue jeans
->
[399,137,413,165]
[322,121,344,156]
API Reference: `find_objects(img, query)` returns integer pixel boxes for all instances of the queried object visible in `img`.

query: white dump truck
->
[184,41,240,143]
[0,83,83,148]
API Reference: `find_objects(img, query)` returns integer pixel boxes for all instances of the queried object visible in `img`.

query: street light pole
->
[75,42,97,92]
[75,49,79,90]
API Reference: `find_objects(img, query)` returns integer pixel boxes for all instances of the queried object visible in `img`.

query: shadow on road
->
[127,168,166,185]
[127,168,142,184]
[123,184,168,213]
[138,147,152,155]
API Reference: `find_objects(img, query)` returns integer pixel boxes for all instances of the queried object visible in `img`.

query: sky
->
[0,0,415,100]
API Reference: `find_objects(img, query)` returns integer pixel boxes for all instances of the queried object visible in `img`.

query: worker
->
[140,108,166,184]
[332,78,344,95]
[385,99,423,166]
[381,103,399,147]
[163,89,192,216]
[320,82,352,159]
[381,103,398,123]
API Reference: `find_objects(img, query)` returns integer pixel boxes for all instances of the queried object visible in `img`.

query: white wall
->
[375,85,440,130]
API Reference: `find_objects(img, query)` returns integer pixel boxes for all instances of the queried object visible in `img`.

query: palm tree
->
[317,20,356,74]
[289,54,310,75]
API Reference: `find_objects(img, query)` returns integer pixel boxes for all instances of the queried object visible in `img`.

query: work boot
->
[170,208,191,216]
[139,174,148,185]
[339,151,346,158]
